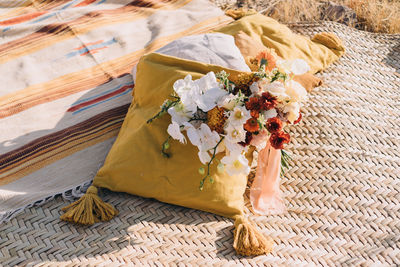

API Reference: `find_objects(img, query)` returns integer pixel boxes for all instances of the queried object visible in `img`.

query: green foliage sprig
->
[280,149,291,176]
[216,71,235,93]
[270,70,289,83]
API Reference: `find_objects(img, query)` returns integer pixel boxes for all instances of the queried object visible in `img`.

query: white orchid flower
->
[217,93,238,110]
[198,123,220,151]
[227,105,251,127]
[194,72,220,94]
[185,124,201,147]
[168,105,190,125]
[224,124,246,144]
[173,74,200,114]
[185,123,221,164]
[196,87,228,112]
[224,139,244,155]
[221,152,250,176]
[167,121,186,144]
[173,74,196,97]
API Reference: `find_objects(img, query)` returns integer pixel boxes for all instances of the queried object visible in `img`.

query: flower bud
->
[217,163,225,174]
[198,167,205,175]
[163,141,170,150]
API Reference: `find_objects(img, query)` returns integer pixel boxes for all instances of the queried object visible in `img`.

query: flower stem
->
[147,99,179,124]
[199,136,225,190]
[188,118,207,122]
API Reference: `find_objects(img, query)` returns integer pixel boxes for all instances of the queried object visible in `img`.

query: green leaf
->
[260,58,268,67]
[280,149,292,176]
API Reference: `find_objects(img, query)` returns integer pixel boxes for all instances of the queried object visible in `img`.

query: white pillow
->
[132,33,250,81]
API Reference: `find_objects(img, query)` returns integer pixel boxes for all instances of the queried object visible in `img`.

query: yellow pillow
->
[215,13,345,74]
[61,53,273,256]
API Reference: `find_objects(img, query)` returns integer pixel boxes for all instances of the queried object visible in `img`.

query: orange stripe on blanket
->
[74,40,104,50]
[74,0,97,7]
[0,0,187,64]
[0,11,47,26]
[0,15,233,118]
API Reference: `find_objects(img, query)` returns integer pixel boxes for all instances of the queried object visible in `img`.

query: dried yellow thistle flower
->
[207,107,227,134]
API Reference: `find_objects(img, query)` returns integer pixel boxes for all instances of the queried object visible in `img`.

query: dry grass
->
[346,0,400,33]
[261,0,400,34]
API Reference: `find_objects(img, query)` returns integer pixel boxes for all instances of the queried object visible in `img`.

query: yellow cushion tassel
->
[225,8,257,20]
[60,185,118,225]
[312,32,345,56]
[233,216,274,256]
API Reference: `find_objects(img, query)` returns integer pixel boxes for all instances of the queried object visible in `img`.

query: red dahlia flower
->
[269,131,290,150]
[260,92,277,110]
[266,117,282,133]
[250,110,260,118]
[245,97,262,112]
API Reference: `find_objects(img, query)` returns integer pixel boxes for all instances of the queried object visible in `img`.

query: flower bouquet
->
[148,50,310,213]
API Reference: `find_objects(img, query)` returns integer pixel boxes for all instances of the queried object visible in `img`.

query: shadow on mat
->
[383,43,400,74]
[2,191,247,266]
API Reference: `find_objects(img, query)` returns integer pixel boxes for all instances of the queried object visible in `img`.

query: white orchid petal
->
[224,124,246,144]
[196,87,228,112]
[218,93,238,110]
[195,72,219,93]
[167,122,186,144]
[221,152,250,176]
[198,150,211,164]
[168,107,190,125]
[227,105,251,127]
[186,126,201,147]
[224,140,244,154]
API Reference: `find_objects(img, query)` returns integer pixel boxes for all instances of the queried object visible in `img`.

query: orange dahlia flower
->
[244,118,260,133]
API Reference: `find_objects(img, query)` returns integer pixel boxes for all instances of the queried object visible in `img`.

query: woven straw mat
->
[1,21,399,267]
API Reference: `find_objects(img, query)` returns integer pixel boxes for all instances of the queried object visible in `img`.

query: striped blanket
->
[0,0,233,222]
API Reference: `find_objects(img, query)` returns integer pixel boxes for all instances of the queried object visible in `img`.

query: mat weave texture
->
[1,22,399,267]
